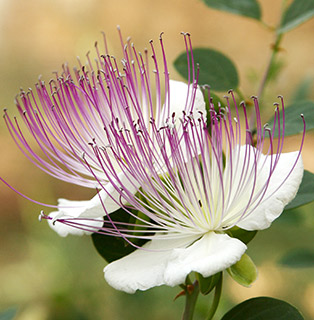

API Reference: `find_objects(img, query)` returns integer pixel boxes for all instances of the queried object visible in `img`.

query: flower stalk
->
[182,281,200,320]
[206,274,223,320]
[250,0,288,129]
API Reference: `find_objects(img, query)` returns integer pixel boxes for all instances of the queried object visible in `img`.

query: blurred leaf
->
[266,58,285,84]
[197,272,221,295]
[227,254,257,287]
[279,248,314,268]
[267,100,314,137]
[285,170,314,210]
[278,0,314,34]
[291,78,313,102]
[0,307,17,320]
[91,208,147,263]
[227,226,257,244]
[201,0,261,20]
[221,297,304,320]
[278,208,303,225]
[48,292,89,320]
[174,48,239,91]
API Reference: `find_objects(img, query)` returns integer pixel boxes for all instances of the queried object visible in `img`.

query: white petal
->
[168,80,206,117]
[104,235,196,293]
[237,151,304,230]
[48,172,139,237]
[164,233,246,286]
[158,80,206,128]
[48,210,103,237]
[104,232,246,293]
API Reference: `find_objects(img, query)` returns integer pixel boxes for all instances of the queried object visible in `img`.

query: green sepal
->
[196,272,222,295]
[227,253,258,287]
[91,207,148,263]
[227,226,257,244]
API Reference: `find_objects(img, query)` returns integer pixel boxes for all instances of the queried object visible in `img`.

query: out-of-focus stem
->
[205,273,223,320]
[256,33,283,100]
[182,281,200,320]
[249,0,288,128]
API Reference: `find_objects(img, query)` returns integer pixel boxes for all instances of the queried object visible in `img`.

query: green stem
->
[256,33,283,100]
[206,273,223,320]
[235,88,245,102]
[249,0,287,128]
[257,0,288,99]
[182,281,200,320]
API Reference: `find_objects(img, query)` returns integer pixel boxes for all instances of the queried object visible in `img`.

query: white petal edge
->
[104,232,246,293]
[237,151,304,230]
[48,210,104,237]
[158,80,206,128]
[168,80,206,117]
[48,172,139,237]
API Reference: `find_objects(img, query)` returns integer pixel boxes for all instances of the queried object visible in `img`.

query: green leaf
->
[265,58,285,84]
[267,100,314,137]
[201,0,261,20]
[174,48,239,91]
[91,208,148,263]
[196,272,221,295]
[227,254,257,287]
[0,307,18,320]
[279,0,314,34]
[277,208,303,225]
[221,297,304,320]
[285,170,314,210]
[279,248,314,268]
[227,226,257,244]
[291,78,313,103]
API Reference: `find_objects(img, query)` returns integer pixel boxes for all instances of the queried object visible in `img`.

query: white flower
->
[4,33,205,237]
[98,95,304,293]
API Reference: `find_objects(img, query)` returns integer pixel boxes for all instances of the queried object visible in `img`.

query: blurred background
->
[0,0,313,319]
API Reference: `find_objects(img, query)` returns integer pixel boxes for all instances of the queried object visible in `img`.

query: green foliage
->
[291,78,314,102]
[227,226,257,244]
[277,208,303,225]
[265,58,285,84]
[227,254,257,287]
[285,170,314,210]
[221,297,304,320]
[267,100,314,137]
[0,308,17,320]
[201,0,261,20]
[196,272,221,295]
[279,248,314,268]
[174,48,239,91]
[279,0,314,33]
[91,208,147,263]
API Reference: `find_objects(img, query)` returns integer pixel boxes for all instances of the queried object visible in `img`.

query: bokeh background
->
[0,0,314,319]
